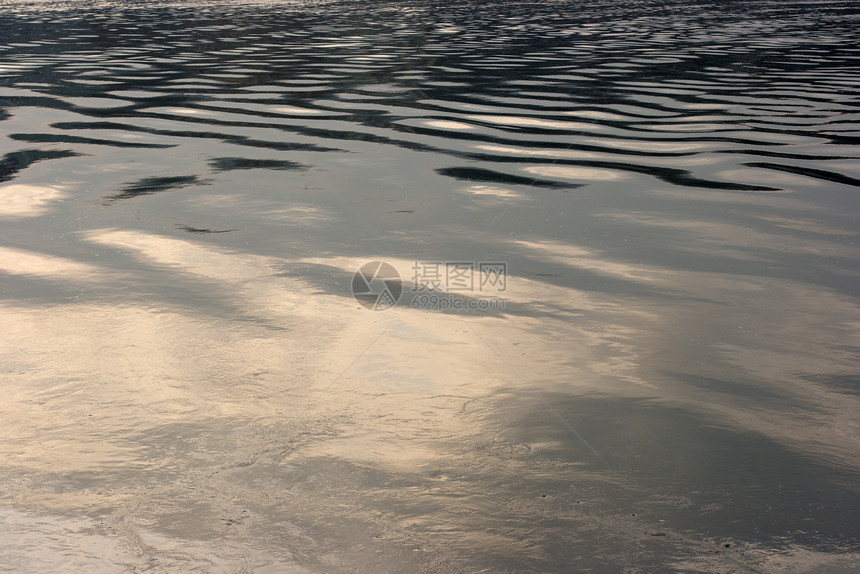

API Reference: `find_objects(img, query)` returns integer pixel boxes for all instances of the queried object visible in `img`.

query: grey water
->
[1,0,859,571]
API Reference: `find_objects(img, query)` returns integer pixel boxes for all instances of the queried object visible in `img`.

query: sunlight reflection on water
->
[1,0,859,571]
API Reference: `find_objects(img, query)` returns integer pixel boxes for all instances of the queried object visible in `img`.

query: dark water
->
[1,0,859,571]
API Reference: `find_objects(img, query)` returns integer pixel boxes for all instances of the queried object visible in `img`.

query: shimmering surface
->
[1,0,859,572]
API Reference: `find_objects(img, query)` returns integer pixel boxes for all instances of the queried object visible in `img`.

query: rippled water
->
[1,0,859,571]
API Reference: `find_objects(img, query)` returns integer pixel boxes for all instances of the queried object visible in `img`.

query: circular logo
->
[352,261,402,311]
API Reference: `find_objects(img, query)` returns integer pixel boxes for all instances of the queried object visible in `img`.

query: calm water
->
[1,0,859,571]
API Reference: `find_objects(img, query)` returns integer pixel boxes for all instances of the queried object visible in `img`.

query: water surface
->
[1,0,859,572]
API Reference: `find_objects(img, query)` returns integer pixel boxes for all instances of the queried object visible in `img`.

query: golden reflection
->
[476,143,601,159]
[3,227,858,490]
[205,100,336,116]
[181,193,335,225]
[642,122,730,132]
[523,165,628,181]
[579,137,715,152]
[2,206,858,574]
[717,167,821,188]
[297,254,657,393]
[512,238,666,283]
[84,228,264,281]
[271,105,327,115]
[563,110,628,120]
[466,114,595,130]
[0,184,66,218]
[458,184,524,200]
[0,246,100,279]
[423,120,474,130]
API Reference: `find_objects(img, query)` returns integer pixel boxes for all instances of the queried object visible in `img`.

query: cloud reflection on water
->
[1,0,860,571]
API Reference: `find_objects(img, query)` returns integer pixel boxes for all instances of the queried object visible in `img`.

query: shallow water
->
[1,0,859,571]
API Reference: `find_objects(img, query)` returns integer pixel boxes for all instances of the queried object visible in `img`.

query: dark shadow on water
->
[103,175,208,205]
[436,166,581,189]
[49,121,346,154]
[10,133,176,149]
[0,148,81,183]
[176,225,235,234]
[493,391,860,545]
[208,157,309,172]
